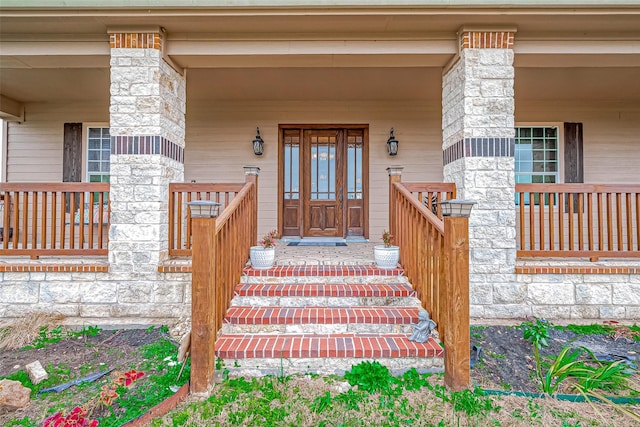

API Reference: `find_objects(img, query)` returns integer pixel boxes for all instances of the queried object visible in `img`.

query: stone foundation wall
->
[2,264,639,324]
[0,269,191,326]
[471,263,640,321]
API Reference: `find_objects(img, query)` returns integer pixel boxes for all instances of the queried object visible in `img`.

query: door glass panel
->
[283,131,300,200]
[347,133,363,200]
[310,135,336,200]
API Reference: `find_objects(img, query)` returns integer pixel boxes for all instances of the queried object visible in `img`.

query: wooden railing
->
[516,184,640,259]
[168,182,245,256]
[388,170,468,390]
[0,183,110,258]
[190,171,258,393]
[400,182,457,218]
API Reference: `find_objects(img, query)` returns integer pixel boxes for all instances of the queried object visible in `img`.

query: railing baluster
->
[587,193,593,251]
[577,193,584,250]
[529,192,535,250]
[597,193,603,251]
[626,193,633,251]
[568,191,575,251]
[519,193,525,250]
[538,192,545,251]
[606,193,613,251]
[548,191,555,251]
[636,193,640,251]
[558,192,565,251]
[616,193,623,251]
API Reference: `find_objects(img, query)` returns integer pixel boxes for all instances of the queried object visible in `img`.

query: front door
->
[279,125,367,238]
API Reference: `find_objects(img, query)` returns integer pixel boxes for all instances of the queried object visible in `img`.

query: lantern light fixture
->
[387,128,399,156]
[187,200,221,218]
[253,127,264,155]
[437,199,476,217]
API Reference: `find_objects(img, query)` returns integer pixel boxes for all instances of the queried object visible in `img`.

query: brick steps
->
[234,283,416,297]
[232,282,419,307]
[242,265,405,278]
[215,268,444,376]
[216,333,443,359]
[222,306,419,334]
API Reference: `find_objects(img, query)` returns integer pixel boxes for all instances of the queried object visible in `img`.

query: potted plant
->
[374,229,400,269]
[249,229,278,269]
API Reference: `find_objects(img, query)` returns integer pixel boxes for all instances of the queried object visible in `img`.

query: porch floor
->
[274,242,377,266]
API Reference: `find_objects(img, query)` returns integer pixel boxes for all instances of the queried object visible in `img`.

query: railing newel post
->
[244,166,260,243]
[387,166,403,242]
[190,214,217,396]
[442,215,471,391]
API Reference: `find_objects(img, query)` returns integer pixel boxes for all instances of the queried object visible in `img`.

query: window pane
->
[515,126,559,205]
[87,127,110,183]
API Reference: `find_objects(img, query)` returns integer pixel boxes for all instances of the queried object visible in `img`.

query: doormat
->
[288,242,347,247]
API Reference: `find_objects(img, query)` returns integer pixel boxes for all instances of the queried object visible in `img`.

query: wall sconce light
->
[387,128,399,156]
[252,127,264,156]
[187,200,221,218]
[437,199,477,217]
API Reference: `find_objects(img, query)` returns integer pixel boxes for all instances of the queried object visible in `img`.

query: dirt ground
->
[0,324,638,425]
[0,328,168,425]
[470,324,640,393]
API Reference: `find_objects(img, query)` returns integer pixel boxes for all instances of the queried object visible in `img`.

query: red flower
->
[42,407,99,427]
[116,369,144,387]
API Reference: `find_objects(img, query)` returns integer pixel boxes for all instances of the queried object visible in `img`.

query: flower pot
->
[249,246,275,269]
[374,245,400,269]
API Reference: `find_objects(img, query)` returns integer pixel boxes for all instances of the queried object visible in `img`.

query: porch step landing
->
[214,266,444,377]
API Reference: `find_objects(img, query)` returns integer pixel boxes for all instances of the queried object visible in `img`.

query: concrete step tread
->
[234,283,416,297]
[215,333,443,359]
[243,265,404,277]
[224,306,420,325]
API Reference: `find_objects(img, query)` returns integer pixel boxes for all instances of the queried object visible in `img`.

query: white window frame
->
[514,123,564,185]
[83,123,110,183]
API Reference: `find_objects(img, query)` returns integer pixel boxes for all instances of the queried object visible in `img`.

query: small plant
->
[41,369,145,426]
[43,406,98,427]
[611,325,640,342]
[521,318,550,379]
[381,229,394,247]
[259,229,278,248]
[344,361,397,395]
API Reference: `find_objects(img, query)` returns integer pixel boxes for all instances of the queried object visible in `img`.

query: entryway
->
[279,125,368,238]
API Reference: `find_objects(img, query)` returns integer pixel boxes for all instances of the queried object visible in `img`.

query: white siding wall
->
[6,102,108,182]
[515,101,640,184]
[185,100,444,241]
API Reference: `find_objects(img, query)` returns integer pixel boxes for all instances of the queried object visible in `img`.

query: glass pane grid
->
[87,127,110,182]
[515,126,559,205]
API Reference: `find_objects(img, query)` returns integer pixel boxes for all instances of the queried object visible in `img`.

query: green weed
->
[344,361,397,395]
[5,416,37,427]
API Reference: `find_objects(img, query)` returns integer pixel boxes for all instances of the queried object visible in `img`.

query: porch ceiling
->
[1,5,639,106]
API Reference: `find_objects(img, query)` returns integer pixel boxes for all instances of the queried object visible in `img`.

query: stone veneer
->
[442,30,517,319]
[0,260,191,323]
[108,30,186,275]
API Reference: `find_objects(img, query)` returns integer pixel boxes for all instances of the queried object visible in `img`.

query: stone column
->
[108,29,186,274]
[442,29,521,319]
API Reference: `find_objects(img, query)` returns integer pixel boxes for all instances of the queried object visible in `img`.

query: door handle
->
[338,189,343,202]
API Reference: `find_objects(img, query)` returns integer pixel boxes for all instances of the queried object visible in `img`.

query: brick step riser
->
[218,357,444,377]
[231,296,422,307]
[221,323,414,334]
[240,276,410,285]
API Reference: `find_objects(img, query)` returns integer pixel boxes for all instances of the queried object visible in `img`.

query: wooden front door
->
[280,126,368,238]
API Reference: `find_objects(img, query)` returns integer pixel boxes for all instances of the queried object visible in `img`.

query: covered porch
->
[1,2,640,326]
